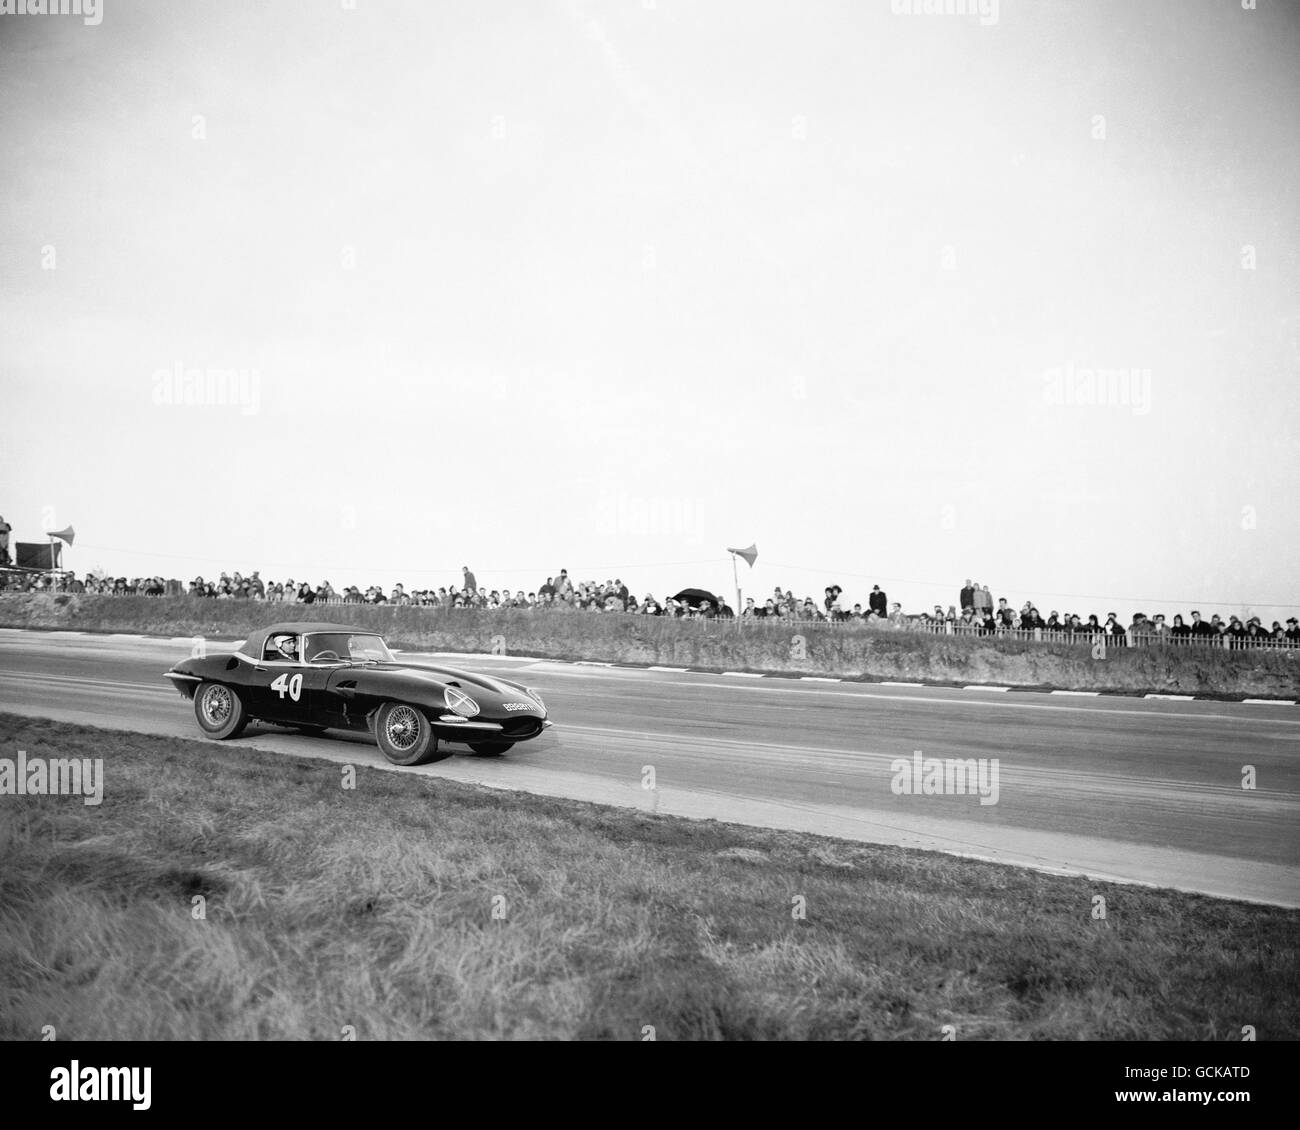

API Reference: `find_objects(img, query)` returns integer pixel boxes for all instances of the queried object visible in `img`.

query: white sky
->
[2,0,1297,619]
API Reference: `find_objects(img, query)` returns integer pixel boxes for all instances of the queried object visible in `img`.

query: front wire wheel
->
[374,702,449,766]
[194,681,249,740]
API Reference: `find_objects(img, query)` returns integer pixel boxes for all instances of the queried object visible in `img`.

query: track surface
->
[1,629,1297,907]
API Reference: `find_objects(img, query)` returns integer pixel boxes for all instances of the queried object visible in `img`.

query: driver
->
[274,634,298,661]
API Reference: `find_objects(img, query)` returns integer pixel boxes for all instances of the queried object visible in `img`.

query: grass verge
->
[0,712,1296,1040]
[3,593,1298,698]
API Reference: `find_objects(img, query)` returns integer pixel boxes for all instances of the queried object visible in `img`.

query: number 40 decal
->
[271,673,303,701]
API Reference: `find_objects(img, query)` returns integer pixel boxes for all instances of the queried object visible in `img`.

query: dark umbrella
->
[671,588,720,607]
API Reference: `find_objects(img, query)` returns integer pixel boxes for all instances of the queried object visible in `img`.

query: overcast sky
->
[2,0,1297,618]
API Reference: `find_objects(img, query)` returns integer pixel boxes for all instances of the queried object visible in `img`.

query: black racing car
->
[164,622,550,765]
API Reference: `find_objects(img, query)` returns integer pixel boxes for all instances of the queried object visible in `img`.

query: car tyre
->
[468,740,514,756]
[194,681,249,740]
[374,702,448,766]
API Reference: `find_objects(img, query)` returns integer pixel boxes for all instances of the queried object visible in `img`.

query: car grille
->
[499,716,545,739]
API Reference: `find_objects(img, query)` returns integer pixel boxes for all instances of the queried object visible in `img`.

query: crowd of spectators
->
[3,563,1297,648]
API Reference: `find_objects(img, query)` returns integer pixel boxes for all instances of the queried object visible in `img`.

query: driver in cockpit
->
[273,634,299,661]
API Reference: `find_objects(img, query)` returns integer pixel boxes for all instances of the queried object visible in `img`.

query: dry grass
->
[1,712,1297,1040]
[2,593,1297,697]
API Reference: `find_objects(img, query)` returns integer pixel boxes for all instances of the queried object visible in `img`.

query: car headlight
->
[443,686,480,717]
[525,687,546,713]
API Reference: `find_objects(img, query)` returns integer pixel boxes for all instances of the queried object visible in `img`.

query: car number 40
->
[271,673,303,701]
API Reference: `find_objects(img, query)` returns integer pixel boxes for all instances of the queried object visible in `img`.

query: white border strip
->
[648,666,688,672]
[721,671,764,678]
[880,681,923,687]
[963,685,1011,692]
[800,676,842,683]
[1051,689,1100,696]
[1145,693,1195,701]
[1243,698,1296,705]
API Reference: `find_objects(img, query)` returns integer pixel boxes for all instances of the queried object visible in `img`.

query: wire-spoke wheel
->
[194,681,248,740]
[374,702,446,766]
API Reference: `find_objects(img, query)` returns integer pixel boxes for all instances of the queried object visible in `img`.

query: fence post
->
[1033,628,1042,643]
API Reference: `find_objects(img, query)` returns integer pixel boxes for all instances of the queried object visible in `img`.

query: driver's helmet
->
[274,634,298,660]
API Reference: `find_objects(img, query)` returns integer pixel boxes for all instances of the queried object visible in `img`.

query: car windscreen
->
[302,633,394,663]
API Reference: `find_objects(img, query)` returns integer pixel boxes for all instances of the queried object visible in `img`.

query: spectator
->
[959,579,974,612]
[1128,612,1150,646]
[868,585,887,618]
[0,514,11,566]
[462,566,476,594]
[1104,612,1125,646]
[1190,610,1215,638]
[1170,613,1190,640]
[1287,618,1300,644]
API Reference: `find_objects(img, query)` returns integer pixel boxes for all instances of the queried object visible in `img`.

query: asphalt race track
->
[1,628,1297,907]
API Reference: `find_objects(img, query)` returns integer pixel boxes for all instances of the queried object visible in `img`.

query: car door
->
[245,633,307,723]
[296,633,353,727]
[294,663,346,727]
[254,659,307,722]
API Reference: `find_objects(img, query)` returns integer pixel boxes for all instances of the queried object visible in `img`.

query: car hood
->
[388,662,529,698]
[329,661,542,711]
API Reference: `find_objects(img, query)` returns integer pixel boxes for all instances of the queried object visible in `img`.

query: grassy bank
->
[1,713,1295,1040]
[2,593,1297,698]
